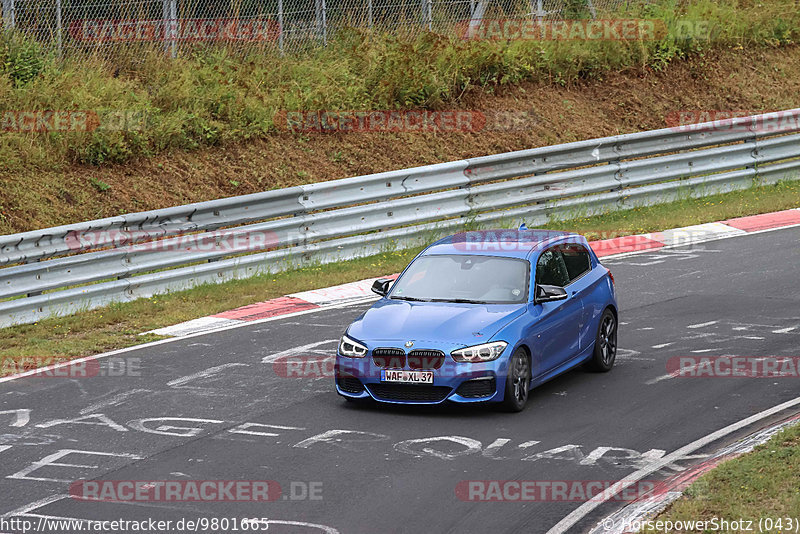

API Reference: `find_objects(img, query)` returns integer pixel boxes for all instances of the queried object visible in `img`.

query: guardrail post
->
[277,0,284,54]
[56,0,63,56]
[315,0,327,44]
[2,0,14,31]
[746,126,761,185]
[465,0,485,39]
[162,0,177,58]
[534,0,544,20]
[586,0,596,18]
[422,0,432,30]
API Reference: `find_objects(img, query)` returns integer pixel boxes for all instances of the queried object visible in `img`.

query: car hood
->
[347,299,527,346]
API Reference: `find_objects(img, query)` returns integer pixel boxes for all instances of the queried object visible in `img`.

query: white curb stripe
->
[546,396,800,534]
[289,278,380,304]
[588,414,800,534]
[644,222,746,247]
[148,316,244,337]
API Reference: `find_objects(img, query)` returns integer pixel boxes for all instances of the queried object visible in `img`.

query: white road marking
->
[167,363,248,387]
[615,348,654,362]
[651,343,673,349]
[0,409,31,427]
[128,417,224,437]
[546,395,800,534]
[688,321,717,329]
[36,413,128,432]
[0,297,376,385]
[482,438,512,459]
[228,422,305,437]
[1,494,68,518]
[261,340,338,363]
[645,373,679,385]
[267,520,339,533]
[79,389,151,415]
[773,326,797,334]
[690,348,718,353]
[8,449,143,483]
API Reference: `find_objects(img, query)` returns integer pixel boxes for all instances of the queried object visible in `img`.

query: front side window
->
[389,254,529,304]
[536,248,570,287]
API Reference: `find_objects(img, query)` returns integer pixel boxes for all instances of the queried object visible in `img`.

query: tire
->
[585,308,617,372]
[501,347,531,412]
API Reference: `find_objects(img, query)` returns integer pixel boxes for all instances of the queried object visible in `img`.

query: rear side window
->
[558,243,592,281]
[536,248,570,287]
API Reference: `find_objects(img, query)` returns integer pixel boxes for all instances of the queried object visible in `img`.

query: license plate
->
[381,370,434,384]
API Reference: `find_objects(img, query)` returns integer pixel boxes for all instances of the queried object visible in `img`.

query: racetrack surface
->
[1,227,799,534]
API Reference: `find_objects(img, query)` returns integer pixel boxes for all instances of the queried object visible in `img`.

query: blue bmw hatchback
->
[334,227,618,411]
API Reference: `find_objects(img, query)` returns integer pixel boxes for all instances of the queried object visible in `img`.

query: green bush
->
[0,32,47,86]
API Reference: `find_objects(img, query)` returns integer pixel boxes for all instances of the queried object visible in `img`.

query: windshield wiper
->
[390,296,433,302]
[430,298,489,304]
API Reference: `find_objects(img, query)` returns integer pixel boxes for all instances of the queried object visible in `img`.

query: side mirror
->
[534,284,568,304]
[371,278,393,297]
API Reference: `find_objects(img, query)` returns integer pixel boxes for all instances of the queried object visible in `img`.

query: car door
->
[558,243,595,350]
[525,245,584,377]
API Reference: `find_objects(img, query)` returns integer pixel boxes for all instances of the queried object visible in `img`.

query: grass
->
[0,0,798,174]
[1,179,798,367]
[643,422,800,533]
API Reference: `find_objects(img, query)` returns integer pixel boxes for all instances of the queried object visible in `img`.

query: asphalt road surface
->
[1,227,799,534]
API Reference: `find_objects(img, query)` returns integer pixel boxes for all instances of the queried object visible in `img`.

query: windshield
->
[388,254,529,304]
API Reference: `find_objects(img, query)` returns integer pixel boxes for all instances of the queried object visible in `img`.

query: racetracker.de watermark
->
[277,110,484,133]
[68,480,323,502]
[449,229,714,253]
[1,110,148,133]
[70,480,281,502]
[0,356,141,378]
[275,109,540,133]
[455,480,662,502]
[458,19,668,41]
[280,358,499,378]
[65,229,280,254]
[666,356,800,378]
[68,18,280,42]
[666,110,800,133]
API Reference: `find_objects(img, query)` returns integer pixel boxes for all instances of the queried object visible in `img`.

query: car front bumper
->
[335,342,510,404]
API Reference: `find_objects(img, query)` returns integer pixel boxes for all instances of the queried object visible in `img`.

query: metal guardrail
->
[1,109,799,327]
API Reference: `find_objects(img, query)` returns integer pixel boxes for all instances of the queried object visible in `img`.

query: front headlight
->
[451,341,508,363]
[339,334,367,358]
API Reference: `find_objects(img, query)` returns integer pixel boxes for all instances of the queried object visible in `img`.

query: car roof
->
[422,229,583,260]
